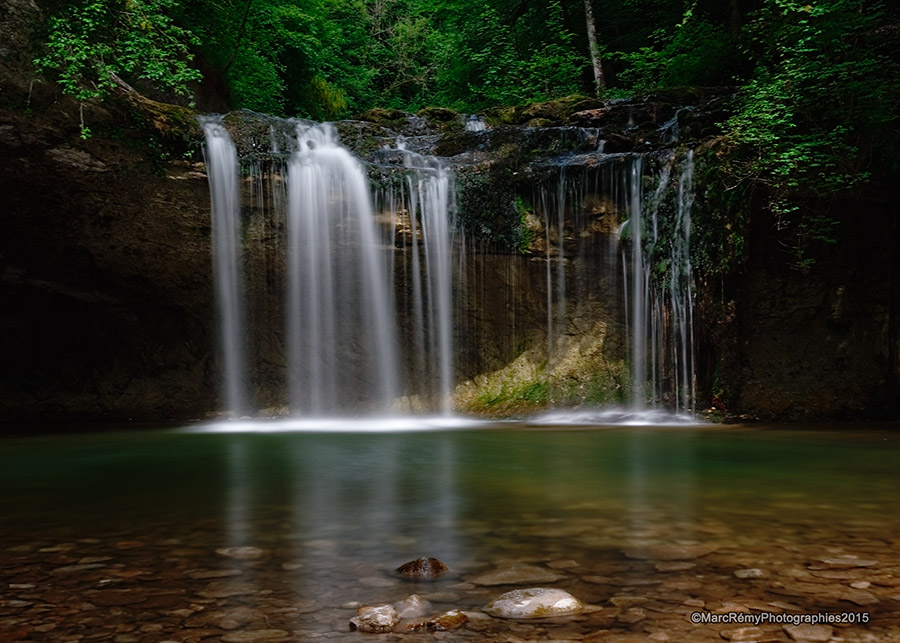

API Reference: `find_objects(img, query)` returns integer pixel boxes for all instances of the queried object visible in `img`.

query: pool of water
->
[1,422,898,642]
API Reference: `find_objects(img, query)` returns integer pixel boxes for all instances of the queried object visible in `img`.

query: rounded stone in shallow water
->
[483,588,584,619]
[395,557,449,579]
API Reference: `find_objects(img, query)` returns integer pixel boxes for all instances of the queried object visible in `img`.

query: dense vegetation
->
[34,0,900,266]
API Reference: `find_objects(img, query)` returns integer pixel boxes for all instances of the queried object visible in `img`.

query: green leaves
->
[721,0,900,267]
[35,0,202,104]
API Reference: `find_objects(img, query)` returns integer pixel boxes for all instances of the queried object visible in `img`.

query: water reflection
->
[0,426,898,641]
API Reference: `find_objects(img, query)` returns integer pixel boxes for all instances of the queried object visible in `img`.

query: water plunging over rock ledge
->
[1,77,897,422]
[199,97,711,418]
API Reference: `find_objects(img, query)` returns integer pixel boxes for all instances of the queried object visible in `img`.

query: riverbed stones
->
[469,564,564,586]
[399,609,469,632]
[220,631,290,642]
[623,544,718,561]
[395,557,448,579]
[215,546,264,560]
[349,604,400,632]
[783,624,833,641]
[720,626,764,641]
[483,588,584,619]
[734,568,767,579]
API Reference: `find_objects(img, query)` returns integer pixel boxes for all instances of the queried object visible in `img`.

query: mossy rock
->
[356,107,410,130]
[417,106,464,133]
[519,94,601,124]
[417,106,459,122]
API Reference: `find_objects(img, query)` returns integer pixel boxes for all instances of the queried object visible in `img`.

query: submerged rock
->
[395,557,448,579]
[397,609,469,632]
[215,546,263,560]
[623,543,717,561]
[349,604,399,633]
[483,588,584,619]
[469,564,564,586]
[394,594,433,619]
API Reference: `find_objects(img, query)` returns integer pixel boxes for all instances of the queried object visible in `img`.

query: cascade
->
[201,115,456,416]
[200,116,248,417]
[285,122,399,414]
[535,148,697,414]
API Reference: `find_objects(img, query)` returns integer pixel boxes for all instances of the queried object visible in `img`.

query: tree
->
[583,0,605,94]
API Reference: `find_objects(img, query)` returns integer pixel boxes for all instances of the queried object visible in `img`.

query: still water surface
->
[1,422,898,641]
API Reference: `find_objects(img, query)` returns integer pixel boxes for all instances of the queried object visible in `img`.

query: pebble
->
[815,557,878,568]
[720,626,764,641]
[394,594,433,619]
[733,568,766,579]
[623,544,718,561]
[484,588,584,619]
[655,562,696,572]
[617,607,646,624]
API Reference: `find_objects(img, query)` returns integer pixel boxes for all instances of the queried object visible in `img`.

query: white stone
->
[349,604,400,633]
[483,588,584,619]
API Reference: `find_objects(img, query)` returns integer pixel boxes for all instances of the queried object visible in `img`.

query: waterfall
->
[626,151,697,413]
[201,114,457,417]
[381,143,457,413]
[464,115,487,132]
[285,122,398,414]
[536,148,697,415]
[200,117,248,417]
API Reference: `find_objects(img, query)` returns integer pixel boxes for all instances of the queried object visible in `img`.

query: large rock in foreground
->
[483,588,584,619]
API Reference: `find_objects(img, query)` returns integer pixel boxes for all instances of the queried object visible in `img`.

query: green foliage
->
[722,0,900,268]
[35,0,201,103]
[434,0,584,109]
[616,14,735,92]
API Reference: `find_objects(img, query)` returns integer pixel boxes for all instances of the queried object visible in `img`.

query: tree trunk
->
[583,0,605,94]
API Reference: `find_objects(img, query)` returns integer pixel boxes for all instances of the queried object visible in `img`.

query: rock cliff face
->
[1,0,896,423]
[1,0,216,421]
[700,199,899,420]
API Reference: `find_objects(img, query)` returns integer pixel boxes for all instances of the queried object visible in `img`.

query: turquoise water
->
[1,423,898,641]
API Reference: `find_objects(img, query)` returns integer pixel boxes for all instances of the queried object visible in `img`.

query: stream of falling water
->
[537,149,697,415]
[200,116,248,417]
[285,122,399,414]
[202,116,456,416]
[203,111,696,419]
